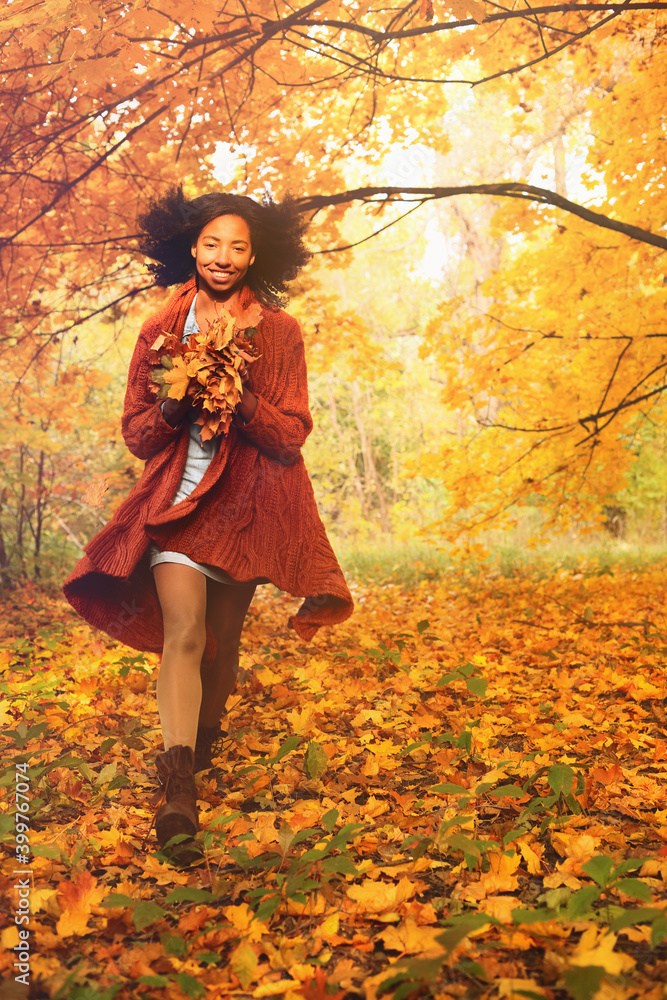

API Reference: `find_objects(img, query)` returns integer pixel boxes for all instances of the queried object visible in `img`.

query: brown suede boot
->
[194,722,226,773]
[154,745,199,859]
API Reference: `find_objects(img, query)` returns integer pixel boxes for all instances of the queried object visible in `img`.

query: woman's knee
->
[163,620,207,658]
[209,635,242,666]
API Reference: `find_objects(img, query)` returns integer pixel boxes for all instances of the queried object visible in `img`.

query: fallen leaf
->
[56,872,105,937]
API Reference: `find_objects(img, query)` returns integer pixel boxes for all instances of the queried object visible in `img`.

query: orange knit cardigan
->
[62,279,353,653]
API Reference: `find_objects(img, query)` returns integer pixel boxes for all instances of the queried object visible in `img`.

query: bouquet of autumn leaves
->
[148,303,262,442]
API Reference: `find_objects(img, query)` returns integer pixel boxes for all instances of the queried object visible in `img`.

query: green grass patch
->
[335,533,667,587]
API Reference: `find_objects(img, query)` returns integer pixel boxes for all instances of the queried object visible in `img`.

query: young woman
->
[63,188,353,858]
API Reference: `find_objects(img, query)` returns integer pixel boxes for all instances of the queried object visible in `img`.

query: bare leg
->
[199,578,256,727]
[153,562,207,751]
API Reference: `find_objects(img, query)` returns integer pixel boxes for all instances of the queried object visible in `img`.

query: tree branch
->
[294,3,667,42]
[296,184,667,251]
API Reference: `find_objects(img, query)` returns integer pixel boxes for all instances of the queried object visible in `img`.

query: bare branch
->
[297,184,667,251]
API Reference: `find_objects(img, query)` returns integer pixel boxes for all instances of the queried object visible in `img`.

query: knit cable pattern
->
[63,279,353,651]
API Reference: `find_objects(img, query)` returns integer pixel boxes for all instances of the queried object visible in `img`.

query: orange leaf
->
[298,967,346,1000]
[81,477,109,507]
[235,302,263,330]
[56,872,105,937]
[346,876,419,916]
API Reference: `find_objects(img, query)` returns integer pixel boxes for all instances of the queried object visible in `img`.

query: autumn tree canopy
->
[2,0,667,572]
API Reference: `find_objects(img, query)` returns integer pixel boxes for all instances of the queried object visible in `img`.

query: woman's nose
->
[215,245,232,264]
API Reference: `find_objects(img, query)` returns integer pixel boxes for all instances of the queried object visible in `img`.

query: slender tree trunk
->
[33,450,45,579]
[17,444,26,576]
[327,376,368,519]
[351,381,391,532]
[0,518,11,588]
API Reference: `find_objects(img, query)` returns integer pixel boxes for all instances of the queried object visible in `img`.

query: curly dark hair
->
[137,186,311,307]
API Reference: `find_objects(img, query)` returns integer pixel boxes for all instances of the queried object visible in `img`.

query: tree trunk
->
[0,519,12,588]
[327,376,368,519]
[33,449,45,579]
[351,381,391,532]
[17,444,27,576]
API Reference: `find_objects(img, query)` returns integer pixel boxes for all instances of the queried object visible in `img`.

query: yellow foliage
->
[2,566,667,992]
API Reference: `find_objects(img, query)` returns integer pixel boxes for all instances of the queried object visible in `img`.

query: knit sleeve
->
[236,315,313,465]
[121,323,183,461]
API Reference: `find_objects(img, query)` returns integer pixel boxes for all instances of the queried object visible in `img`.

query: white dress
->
[148,296,239,585]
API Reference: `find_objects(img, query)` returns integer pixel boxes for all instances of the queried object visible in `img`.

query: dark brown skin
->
[161,379,200,428]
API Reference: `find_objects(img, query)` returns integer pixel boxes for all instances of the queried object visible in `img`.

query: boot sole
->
[155,814,202,866]
[156,812,198,846]
[161,840,202,867]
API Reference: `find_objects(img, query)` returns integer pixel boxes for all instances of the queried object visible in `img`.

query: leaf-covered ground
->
[1,565,667,1000]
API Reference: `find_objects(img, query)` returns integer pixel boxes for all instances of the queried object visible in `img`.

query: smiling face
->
[191,214,255,302]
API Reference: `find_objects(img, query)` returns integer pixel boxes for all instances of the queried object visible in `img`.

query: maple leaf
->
[347,876,419,915]
[56,871,105,937]
[208,312,236,351]
[235,302,263,330]
[162,357,203,400]
[81,476,109,507]
[448,0,488,23]
[420,0,434,19]
[569,928,636,975]
[377,916,444,957]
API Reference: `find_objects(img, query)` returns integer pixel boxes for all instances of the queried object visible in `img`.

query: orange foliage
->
[1,565,667,996]
[2,3,667,565]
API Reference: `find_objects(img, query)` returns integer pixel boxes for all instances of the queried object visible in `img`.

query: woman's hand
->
[232,333,258,386]
[160,378,200,427]
[236,384,258,423]
[238,358,255,385]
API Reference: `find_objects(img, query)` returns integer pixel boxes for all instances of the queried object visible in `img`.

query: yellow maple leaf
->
[223,903,264,942]
[286,894,327,916]
[362,756,380,777]
[163,356,192,400]
[208,312,236,351]
[81,476,109,508]
[315,912,341,941]
[377,916,444,956]
[0,702,15,727]
[550,831,600,865]
[481,895,518,924]
[518,839,543,875]
[139,855,189,885]
[55,871,105,938]
[460,851,520,901]
[569,928,635,975]
[448,0,487,23]
[347,876,418,915]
